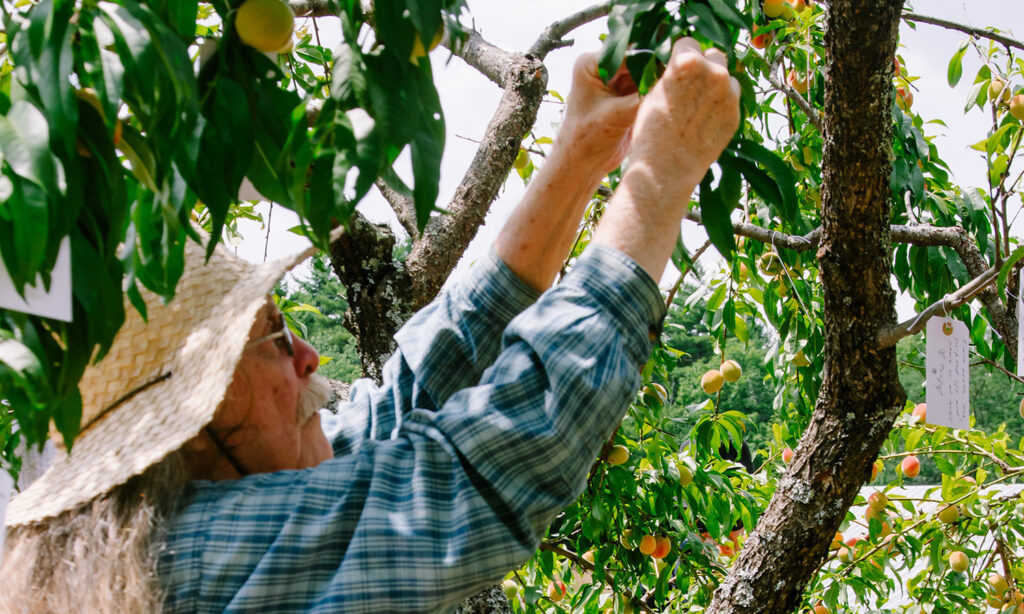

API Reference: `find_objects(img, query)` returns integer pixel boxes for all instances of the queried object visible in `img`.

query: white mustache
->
[296,375,333,425]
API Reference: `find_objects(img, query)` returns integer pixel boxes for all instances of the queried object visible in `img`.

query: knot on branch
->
[500,54,548,97]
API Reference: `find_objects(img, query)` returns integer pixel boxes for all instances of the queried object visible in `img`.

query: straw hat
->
[5,235,321,526]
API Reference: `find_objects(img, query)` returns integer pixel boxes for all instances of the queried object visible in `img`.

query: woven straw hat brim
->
[6,240,318,526]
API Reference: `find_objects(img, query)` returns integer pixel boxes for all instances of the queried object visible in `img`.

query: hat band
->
[73,372,174,442]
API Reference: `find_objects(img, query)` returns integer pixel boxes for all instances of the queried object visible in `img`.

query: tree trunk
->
[707,1,906,611]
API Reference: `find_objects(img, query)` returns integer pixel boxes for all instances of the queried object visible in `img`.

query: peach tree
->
[0,1,1023,613]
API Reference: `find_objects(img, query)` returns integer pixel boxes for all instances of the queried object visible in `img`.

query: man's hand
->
[556,53,642,176]
[628,38,741,201]
[591,38,741,282]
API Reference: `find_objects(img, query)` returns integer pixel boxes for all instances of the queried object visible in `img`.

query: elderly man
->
[1,39,738,613]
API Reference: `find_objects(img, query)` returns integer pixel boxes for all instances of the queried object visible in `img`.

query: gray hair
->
[0,452,188,614]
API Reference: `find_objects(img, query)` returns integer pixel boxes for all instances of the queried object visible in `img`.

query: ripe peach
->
[988,573,1008,597]
[871,459,883,482]
[721,359,743,383]
[867,491,888,512]
[1010,94,1024,120]
[937,504,960,524]
[638,534,657,555]
[788,70,809,94]
[547,580,566,602]
[701,369,725,394]
[651,536,672,559]
[912,402,927,423]
[751,26,773,49]
[814,603,830,614]
[948,550,969,573]
[901,455,920,478]
[897,86,914,111]
[782,447,795,464]
[830,532,843,550]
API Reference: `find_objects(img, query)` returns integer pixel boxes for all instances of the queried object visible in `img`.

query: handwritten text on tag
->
[925,317,970,430]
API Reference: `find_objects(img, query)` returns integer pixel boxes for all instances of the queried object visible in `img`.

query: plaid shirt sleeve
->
[328,248,542,457]
[159,245,666,614]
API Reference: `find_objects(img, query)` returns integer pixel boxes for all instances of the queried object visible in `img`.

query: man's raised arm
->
[592,38,741,280]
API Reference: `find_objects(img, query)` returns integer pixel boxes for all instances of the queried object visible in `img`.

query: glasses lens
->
[274,313,295,357]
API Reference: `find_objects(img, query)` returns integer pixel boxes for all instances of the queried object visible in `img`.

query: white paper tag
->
[925,317,970,430]
[1017,268,1023,377]
[0,469,13,564]
[0,236,72,322]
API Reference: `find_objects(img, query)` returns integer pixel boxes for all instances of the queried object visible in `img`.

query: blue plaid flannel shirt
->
[159,245,666,613]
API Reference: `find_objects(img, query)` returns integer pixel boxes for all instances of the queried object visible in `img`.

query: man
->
[1,39,739,613]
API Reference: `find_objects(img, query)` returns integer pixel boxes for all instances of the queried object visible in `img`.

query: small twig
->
[683,209,820,251]
[288,0,337,18]
[968,348,1024,385]
[665,240,712,310]
[528,2,614,59]
[764,67,824,133]
[877,266,999,349]
[902,12,1024,53]
[263,203,274,262]
[373,178,419,241]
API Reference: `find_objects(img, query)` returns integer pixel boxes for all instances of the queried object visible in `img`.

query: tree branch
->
[373,178,419,241]
[902,12,1024,53]
[528,1,614,58]
[877,265,998,349]
[404,53,548,309]
[448,28,520,87]
[684,208,821,251]
[289,0,338,18]
[765,65,825,133]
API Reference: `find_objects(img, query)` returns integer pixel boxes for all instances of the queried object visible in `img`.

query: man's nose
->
[292,336,319,377]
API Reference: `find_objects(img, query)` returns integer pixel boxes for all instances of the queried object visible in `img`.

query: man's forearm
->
[493,145,607,292]
[590,160,698,283]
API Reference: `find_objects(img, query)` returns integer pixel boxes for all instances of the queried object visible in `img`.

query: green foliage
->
[0,0,465,463]
[283,254,362,383]
[502,2,1024,612]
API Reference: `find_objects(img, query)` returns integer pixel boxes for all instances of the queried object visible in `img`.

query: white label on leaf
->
[925,317,970,430]
[0,469,12,565]
[1017,268,1023,377]
[0,236,71,322]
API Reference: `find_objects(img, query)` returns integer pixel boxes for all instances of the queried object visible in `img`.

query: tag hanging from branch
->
[925,317,970,430]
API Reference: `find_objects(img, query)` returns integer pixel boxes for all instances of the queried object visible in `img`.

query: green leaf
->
[730,138,800,227]
[947,40,968,87]
[996,245,1024,304]
[0,101,65,196]
[699,171,736,260]
[686,3,732,53]
[706,0,747,29]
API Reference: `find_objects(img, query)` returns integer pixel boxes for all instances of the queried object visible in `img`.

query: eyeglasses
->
[244,312,295,357]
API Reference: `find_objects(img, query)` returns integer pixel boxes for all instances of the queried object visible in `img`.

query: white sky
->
[234,1,1023,320]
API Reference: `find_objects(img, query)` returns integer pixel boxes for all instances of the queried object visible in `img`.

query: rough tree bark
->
[329,46,548,381]
[707,1,907,612]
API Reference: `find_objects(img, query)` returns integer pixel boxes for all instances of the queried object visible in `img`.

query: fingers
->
[665,38,740,100]
[704,47,727,68]
[572,52,600,81]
